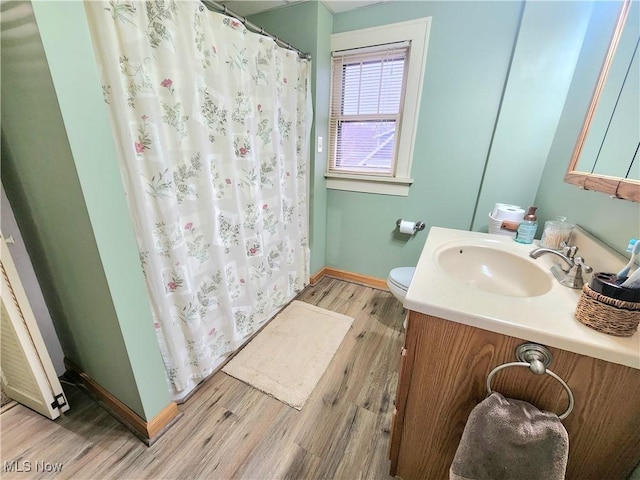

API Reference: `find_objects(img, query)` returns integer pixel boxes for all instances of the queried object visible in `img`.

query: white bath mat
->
[222,300,354,410]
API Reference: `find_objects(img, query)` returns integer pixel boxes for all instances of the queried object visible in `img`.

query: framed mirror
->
[565,0,640,202]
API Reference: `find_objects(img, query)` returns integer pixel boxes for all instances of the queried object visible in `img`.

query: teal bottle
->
[515,206,538,244]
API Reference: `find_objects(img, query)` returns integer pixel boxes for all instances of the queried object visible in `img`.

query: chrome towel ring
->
[486,343,575,420]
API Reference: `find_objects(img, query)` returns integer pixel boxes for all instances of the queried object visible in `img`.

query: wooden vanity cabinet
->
[389,311,640,480]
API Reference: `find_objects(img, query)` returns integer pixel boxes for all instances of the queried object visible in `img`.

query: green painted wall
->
[1,0,140,417]
[535,1,640,253]
[1,0,170,420]
[329,1,523,279]
[300,0,635,279]
[473,1,594,234]
[313,5,333,275]
[250,2,333,276]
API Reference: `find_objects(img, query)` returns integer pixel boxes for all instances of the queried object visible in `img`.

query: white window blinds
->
[329,42,410,176]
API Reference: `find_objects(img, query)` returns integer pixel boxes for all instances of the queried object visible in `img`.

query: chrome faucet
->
[529,243,593,289]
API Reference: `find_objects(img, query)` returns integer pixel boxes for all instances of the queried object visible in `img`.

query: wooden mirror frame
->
[564,0,640,202]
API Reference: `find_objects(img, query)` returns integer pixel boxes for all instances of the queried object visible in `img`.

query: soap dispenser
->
[515,206,538,244]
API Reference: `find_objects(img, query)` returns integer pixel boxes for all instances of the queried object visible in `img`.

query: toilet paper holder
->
[396,219,426,234]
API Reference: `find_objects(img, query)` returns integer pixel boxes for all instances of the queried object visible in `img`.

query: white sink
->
[436,244,553,297]
[403,227,639,370]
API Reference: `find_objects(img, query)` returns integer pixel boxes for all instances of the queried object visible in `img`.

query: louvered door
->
[0,234,69,419]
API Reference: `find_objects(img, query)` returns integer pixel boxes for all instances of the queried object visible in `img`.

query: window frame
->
[329,43,409,177]
[326,17,432,196]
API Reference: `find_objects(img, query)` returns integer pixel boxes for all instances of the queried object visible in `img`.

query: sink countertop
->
[404,227,640,370]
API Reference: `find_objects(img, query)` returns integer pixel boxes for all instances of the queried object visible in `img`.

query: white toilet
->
[387,267,415,303]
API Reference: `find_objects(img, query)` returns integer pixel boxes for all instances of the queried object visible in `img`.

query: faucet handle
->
[560,255,592,289]
[561,242,578,259]
[574,256,592,274]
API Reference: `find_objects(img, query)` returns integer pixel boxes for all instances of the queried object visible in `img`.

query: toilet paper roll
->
[493,205,525,222]
[491,203,511,217]
[399,220,416,234]
[491,203,522,218]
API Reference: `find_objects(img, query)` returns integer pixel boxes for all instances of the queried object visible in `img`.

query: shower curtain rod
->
[200,0,312,60]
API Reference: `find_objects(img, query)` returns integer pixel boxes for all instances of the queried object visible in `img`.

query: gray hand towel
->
[450,392,568,480]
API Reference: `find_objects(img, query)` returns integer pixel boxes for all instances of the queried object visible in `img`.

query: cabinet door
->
[0,235,69,419]
[388,346,407,472]
[393,312,640,480]
[389,312,419,475]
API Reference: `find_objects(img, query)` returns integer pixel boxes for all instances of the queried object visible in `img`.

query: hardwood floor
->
[0,278,406,479]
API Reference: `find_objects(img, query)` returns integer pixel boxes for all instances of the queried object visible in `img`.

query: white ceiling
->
[218,0,389,17]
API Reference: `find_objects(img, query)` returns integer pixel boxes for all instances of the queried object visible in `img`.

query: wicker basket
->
[575,284,640,337]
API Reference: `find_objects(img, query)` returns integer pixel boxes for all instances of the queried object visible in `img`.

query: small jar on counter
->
[540,216,574,250]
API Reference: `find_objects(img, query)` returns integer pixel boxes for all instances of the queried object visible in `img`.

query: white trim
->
[325,174,413,196]
[328,17,431,195]
[332,40,411,57]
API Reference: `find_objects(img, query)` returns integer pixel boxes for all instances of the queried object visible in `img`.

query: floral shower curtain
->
[85,1,312,398]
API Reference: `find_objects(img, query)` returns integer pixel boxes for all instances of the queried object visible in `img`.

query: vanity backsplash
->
[569,226,629,278]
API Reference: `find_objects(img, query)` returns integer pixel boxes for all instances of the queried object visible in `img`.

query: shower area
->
[85,0,313,400]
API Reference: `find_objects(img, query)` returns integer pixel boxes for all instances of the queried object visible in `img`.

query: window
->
[329,43,408,176]
[326,18,431,196]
